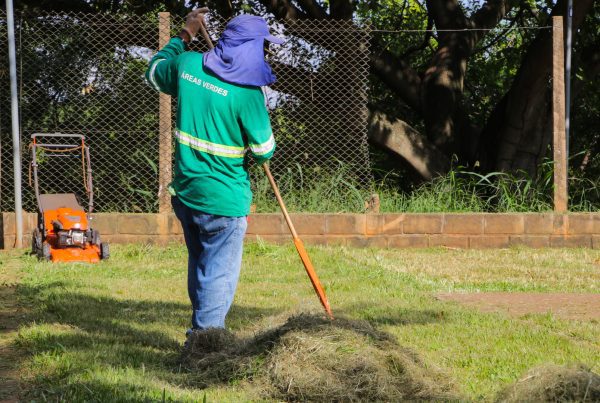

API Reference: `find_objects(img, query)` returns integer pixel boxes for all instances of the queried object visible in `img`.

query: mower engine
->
[56,229,87,248]
[49,208,90,249]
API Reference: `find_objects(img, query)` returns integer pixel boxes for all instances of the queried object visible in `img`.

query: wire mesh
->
[0,12,372,213]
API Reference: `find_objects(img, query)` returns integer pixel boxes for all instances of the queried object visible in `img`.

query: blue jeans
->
[172,196,247,330]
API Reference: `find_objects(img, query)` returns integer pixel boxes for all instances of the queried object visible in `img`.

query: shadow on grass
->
[336,302,449,327]
[15,281,281,401]
[15,280,450,401]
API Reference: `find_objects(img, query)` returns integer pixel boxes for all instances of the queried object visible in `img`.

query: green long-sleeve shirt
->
[145,37,275,217]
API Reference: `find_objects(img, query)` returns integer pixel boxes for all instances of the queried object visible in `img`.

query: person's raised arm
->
[145,8,209,96]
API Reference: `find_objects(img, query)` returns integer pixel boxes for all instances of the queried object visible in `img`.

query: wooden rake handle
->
[263,164,334,320]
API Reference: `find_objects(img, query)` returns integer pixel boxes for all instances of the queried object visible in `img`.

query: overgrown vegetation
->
[1,244,599,401]
[251,160,600,213]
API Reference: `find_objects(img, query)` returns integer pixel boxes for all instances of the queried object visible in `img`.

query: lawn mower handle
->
[30,133,95,216]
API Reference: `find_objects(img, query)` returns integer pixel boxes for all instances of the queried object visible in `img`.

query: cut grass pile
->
[181,314,458,401]
[496,364,600,402]
[1,244,599,401]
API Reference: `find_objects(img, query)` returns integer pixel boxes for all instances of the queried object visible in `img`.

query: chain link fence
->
[0,11,371,213]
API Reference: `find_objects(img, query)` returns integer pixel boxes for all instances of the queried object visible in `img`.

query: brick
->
[330,235,383,248]
[469,236,510,249]
[484,214,524,234]
[2,235,15,249]
[90,213,117,235]
[5,234,29,249]
[553,214,568,235]
[117,214,161,235]
[443,214,483,234]
[403,214,442,234]
[142,235,184,246]
[524,213,554,234]
[289,214,326,235]
[327,214,366,235]
[244,234,288,245]
[429,235,469,248]
[509,235,550,248]
[325,236,346,246]
[550,235,592,248]
[364,236,388,248]
[246,214,284,235]
[162,235,185,245]
[593,215,600,234]
[104,234,154,244]
[388,235,428,248]
[567,213,594,234]
[300,235,329,246]
[366,214,385,235]
[2,213,16,235]
[2,212,39,236]
[344,236,370,248]
[167,213,183,235]
[24,213,37,233]
[3,213,15,235]
[382,214,405,234]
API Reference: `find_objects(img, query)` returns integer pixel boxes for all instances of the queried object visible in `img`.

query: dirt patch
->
[436,292,600,320]
[181,313,460,401]
[497,364,600,402]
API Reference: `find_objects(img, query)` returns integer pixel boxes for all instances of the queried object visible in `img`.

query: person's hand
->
[182,8,209,41]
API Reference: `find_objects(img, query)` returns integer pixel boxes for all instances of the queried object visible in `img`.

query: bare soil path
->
[437,292,600,321]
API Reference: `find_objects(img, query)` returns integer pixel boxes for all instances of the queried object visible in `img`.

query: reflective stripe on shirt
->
[175,130,246,158]
[148,59,165,90]
[249,134,275,156]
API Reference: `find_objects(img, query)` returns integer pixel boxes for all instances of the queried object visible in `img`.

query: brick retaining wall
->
[2,212,599,249]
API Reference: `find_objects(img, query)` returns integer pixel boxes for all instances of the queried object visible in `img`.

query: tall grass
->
[251,160,599,213]
[251,162,368,212]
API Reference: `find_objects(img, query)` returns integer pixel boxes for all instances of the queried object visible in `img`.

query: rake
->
[196,15,334,319]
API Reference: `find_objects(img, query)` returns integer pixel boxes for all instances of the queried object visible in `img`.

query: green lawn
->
[1,243,599,401]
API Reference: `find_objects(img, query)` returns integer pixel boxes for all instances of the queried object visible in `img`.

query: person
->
[145,9,282,336]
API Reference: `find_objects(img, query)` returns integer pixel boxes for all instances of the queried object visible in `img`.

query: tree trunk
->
[420,0,517,161]
[478,0,594,176]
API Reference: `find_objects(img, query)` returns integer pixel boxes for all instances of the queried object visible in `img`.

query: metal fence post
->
[6,0,23,247]
[552,16,567,213]
[158,12,172,213]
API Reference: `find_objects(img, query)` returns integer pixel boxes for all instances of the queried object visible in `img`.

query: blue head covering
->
[203,15,284,87]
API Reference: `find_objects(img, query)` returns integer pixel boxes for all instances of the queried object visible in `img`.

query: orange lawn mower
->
[30,133,109,262]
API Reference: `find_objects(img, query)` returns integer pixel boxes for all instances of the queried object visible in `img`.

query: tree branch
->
[426,0,467,31]
[470,0,519,43]
[296,0,329,19]
[330,0,354,19]
[399,15,434,59]
[206,0,234,18]
[258,0,309,19]
[370,49,422,112]
[368,111,450,179]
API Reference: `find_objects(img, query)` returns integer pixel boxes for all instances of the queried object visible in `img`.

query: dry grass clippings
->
[179,313,460,401]
[496,364,600,402]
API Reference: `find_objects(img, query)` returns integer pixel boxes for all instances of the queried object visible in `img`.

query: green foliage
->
[252,159,599,213]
